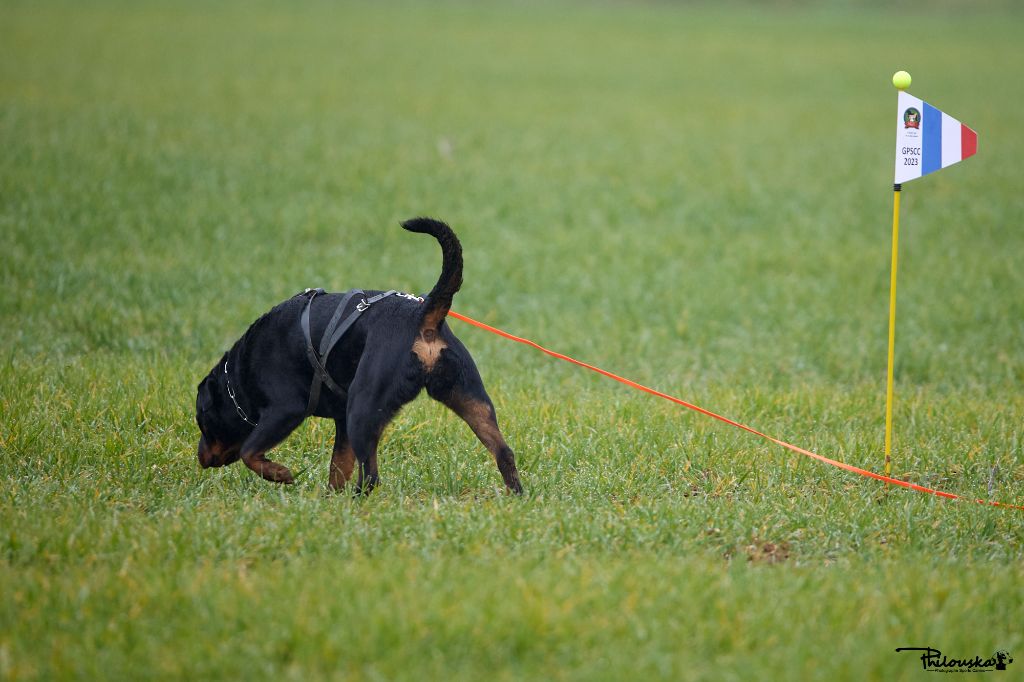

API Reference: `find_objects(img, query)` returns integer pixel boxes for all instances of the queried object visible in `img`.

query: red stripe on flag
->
[962,124,978,160]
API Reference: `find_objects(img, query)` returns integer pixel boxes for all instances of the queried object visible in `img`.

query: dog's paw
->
[273,466,295,484]
[259,463,294,484]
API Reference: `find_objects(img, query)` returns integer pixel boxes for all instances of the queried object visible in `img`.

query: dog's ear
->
[196,375,216,416]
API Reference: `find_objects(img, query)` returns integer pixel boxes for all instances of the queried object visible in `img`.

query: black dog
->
[195,218,522,494]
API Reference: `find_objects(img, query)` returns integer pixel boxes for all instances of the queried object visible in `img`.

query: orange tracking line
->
[448,310,1022,511]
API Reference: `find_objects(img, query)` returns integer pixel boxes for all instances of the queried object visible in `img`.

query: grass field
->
[3,1,1024,679]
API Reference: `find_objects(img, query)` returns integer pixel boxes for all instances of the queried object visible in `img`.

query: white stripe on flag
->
[895,91,924,184]
[941,113,962,168]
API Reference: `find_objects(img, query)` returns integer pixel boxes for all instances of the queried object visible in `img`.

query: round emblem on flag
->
[903,108,921,129]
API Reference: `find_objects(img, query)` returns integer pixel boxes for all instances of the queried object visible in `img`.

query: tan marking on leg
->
[329,443,356,491]
[241,451,294,484]
[444,395,523,494]
[412,329,447,371]
[457,399,505,451]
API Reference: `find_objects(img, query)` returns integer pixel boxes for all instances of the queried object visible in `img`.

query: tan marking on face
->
[412,329,447,371]
[199,436,232,468]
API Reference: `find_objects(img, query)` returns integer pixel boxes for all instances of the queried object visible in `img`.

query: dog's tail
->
[401,217,462,333]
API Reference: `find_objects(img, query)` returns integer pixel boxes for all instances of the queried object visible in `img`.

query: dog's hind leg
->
[329,418,356,491]
[345,352,423,495]
[346,405,395,496]
[238,410,305,484]
[440,391,523,495]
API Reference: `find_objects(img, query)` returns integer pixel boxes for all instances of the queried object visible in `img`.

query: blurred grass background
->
[2,1,1023,679]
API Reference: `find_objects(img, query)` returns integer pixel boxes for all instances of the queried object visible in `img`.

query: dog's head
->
[195,373,247,468]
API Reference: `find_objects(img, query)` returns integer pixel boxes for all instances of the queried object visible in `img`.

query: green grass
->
[3,1,1024,679]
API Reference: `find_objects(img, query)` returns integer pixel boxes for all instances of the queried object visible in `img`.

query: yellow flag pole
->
[883,183,902,476]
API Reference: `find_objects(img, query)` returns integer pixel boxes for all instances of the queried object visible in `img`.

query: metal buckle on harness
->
[356,299,370,312]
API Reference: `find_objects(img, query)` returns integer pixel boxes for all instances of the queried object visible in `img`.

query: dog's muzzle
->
[198,435,239,468]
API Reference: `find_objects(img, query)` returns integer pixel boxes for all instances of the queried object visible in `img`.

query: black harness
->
[225,287,421,425]
[300,287,420,416]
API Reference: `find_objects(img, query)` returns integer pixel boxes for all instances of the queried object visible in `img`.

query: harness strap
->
[300,288,399,416]
[322,290,396,357]
[301,289,350,416]
[318,289,360,357]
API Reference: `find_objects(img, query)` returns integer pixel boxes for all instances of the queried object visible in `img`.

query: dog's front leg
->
[238,410,304,484]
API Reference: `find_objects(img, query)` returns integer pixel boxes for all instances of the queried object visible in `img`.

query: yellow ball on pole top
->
[892,70,912,90]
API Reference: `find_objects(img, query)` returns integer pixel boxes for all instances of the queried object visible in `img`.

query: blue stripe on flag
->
[922,103,942,176]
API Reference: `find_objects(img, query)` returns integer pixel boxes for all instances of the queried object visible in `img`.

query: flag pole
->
[886,69,978,476]
[883,182,901,477]
[886,69,912,479]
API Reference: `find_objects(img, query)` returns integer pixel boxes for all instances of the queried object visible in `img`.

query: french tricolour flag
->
[895,90,977,184]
